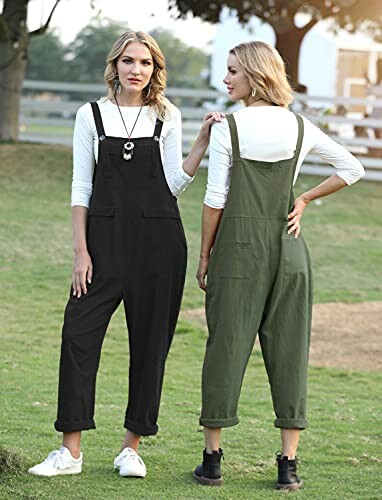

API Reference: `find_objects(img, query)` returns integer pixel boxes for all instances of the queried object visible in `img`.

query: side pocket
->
[176,219,188,252]
[282,233,310,275]
[86,206,115,258]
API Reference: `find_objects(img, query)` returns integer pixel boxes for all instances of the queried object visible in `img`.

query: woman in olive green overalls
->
[193,41,364,490]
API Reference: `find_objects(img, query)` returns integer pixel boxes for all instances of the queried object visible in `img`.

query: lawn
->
[0,144,381,499]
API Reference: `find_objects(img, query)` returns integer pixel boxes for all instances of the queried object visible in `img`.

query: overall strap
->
[292,113,304,168]
[153,118,164,140]
[90,101,112,178]
[90,101,106,139]
[150,118,164,179]
[288,113,305,210]
[226,114,241,160]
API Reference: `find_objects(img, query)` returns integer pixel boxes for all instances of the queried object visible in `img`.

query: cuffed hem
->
[124,419,158,436]
[199,415,239,428]
[54,418,96,432]
[179,167,193,182]
[274,418,307,429]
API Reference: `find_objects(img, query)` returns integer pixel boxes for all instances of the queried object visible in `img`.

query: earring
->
[113,74,121,93]
[251,87,257,97]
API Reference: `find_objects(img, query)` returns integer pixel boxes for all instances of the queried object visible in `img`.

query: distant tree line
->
[26,18,210,89]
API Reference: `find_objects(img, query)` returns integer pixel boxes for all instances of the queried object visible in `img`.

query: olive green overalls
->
[200,112,313,430]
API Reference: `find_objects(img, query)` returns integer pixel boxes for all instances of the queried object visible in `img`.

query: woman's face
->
[223,53,251,102]
[116,41,154,96]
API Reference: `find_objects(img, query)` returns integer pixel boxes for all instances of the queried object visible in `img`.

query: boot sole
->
[193,471,223,486]
[276,480,303,491]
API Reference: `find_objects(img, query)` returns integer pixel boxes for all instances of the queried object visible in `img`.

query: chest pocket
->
[88,206,115,217]
[143,207,181,219]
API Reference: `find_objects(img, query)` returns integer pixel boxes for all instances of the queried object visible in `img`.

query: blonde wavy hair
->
[104,30,171,119]
[229,41,293,108]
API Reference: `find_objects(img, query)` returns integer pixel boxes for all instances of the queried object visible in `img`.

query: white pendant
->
[123,152,133,161]
[122,141,135,161]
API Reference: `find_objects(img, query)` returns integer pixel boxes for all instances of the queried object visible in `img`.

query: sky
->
[26,0,216,52]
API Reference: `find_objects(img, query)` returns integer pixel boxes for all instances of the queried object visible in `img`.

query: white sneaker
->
[28,447,83,476]
[113,447,147,477]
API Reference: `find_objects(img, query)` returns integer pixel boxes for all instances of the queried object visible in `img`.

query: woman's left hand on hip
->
[287,196,308,238]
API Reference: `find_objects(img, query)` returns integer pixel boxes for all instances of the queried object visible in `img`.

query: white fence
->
[20,80,382,181]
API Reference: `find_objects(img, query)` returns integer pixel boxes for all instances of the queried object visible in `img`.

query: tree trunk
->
[275,29,305,88]
[0,0,29,141]
[0,0,61,141]
[0,39,28,141]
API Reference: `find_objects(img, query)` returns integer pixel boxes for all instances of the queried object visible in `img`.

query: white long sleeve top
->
[71,99,193,207]
[205,106,365,208]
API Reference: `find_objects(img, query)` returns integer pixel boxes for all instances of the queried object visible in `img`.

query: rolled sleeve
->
[171,165,193,197]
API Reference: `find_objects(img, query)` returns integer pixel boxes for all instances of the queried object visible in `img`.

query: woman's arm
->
[288,118,365,237]
[196,121,232,290]
[163,108,225,197]
[71,104,95,297]
[71,205,93,298]
[287,175,347,237]
[196,205,223,291]
[182,112,225,177]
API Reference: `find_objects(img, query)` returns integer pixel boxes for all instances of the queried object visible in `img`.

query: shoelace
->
[115,448,144,467]
[44,450,67,470]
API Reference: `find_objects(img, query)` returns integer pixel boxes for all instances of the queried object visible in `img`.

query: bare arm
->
[71,205,93,297]
[287,174,347,237]
[182,112,225,177]
[196,204,223,291]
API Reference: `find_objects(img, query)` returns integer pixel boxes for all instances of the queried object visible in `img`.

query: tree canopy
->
[169,0,382,85]
[68,18,126,83]
[169,1,382,34]
[150,29,210,88]
[26,30,67,81]
[25,21,210,87]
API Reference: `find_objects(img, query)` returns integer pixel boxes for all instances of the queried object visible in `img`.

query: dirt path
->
[180,302,382,372]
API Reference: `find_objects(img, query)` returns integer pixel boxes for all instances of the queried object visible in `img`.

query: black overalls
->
[55,102,187,436]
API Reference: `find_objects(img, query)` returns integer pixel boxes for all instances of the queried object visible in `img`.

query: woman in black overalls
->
[28,30,224,478]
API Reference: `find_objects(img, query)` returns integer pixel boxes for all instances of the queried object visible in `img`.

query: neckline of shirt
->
[100,100,150,111]
[240,105,289,112]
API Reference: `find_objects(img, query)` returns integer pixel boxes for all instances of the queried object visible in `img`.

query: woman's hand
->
[196,255,209,291]
[72,249,93,298]
[287,195,309,238]
[199,111,226,141]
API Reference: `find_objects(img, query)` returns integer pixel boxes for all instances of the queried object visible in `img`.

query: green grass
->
[0,144,382,499]
[23,124,73,136]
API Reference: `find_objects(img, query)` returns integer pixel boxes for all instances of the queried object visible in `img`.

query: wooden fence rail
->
[20,80,382,181]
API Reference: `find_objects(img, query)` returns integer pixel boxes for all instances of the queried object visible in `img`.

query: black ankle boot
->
[276,452,303,490]
[193,448,223,486]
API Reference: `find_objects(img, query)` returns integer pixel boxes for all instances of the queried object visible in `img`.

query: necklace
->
[114,93,143,161]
